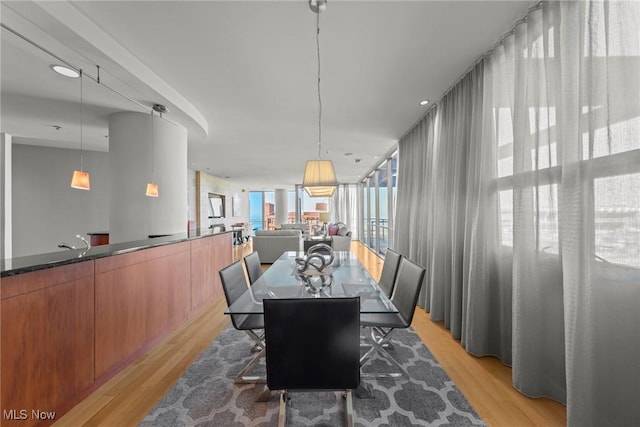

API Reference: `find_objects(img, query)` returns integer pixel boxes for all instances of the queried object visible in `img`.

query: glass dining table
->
[224,251,399,386]
[225,251,398,316]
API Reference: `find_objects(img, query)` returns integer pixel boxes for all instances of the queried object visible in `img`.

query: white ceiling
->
[1,1,533,190]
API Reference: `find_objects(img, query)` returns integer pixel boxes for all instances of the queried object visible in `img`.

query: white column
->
[275,189,289,226]
[109,112,187,243]
[1,133,12,259]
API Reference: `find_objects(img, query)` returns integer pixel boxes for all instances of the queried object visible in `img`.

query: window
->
[360,150,399,256]
[594,174,640,267]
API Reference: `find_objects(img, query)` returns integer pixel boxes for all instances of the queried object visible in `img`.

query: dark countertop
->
[1,228,233,278]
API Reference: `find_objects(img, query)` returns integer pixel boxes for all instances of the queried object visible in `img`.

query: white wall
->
[187,168,197,229]
[10,146,249,258]
[196,171,249,230]
[12,144,109,257]
[109,112,187,243]
[1,134,13,259]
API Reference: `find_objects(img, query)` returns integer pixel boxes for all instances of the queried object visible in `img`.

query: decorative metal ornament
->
[295,243,334,273]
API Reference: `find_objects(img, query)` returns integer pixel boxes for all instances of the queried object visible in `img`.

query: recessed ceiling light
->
[419,100,430,106]
[50,64,80,78]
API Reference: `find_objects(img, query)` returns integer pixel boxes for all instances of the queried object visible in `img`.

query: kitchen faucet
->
[58,234,91,254]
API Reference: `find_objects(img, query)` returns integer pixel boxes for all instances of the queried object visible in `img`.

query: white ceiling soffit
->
[3,1,209,139]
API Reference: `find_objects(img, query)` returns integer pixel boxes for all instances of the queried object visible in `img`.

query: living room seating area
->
[252,221,353,263]
[252,229,304,263]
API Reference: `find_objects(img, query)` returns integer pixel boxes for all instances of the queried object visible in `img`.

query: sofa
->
[330,235,352,251]
[279,223,310,237]
[327,222,352,251]
[252,229,303,263]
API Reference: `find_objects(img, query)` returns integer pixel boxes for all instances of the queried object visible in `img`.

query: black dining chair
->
[219,261,266,383]
[360,257,426,378]
[264,297,360,427]
[378,249,402,298]
[243,251,263,285]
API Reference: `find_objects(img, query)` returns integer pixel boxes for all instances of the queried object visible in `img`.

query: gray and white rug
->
[140,325,485,426]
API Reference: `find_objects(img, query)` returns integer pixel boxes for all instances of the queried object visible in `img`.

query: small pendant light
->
[145,110,159,197]
[70,69,90,190]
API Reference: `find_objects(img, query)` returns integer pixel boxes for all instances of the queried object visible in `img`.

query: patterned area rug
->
[140,326,485,426]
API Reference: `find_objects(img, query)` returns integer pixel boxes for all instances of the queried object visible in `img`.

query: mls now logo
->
[3,409,56,420]
[3,410,27,420]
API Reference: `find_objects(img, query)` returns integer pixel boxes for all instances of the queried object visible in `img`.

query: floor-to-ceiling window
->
[378,160,390,255]
[360,150,399,255]
[248,191,276,231]
[390,155,397,250]
[369,175,377,249]
[252,189,322,230]
[287,191,296,223]
[296,185,332,233]
[362,176,371,247]
[249,191,264,231]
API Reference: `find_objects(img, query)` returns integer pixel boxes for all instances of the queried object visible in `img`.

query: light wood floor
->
[54,241,566,426]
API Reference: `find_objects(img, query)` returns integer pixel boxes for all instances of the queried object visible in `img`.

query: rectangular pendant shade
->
[145,182,159,197]
[70,170,90,190]
[302,160,337,197]
[304,186,336,197]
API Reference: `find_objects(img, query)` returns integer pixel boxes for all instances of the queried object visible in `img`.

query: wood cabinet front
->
[190,231,232,312]
[94,241,191,379]
[0,232,233,427]
[1,262,95,427]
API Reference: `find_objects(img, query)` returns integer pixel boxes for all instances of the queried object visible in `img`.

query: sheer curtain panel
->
[393,1,640,426]
[332,184,359,239]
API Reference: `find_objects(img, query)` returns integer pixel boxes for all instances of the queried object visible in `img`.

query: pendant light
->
[145,110,159,197]
[70,69,90,190]
[302,0,337,197]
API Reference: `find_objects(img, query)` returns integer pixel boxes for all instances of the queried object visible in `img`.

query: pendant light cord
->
[316,11,322,160]
[80,69,84,172]
[150,111,155,179]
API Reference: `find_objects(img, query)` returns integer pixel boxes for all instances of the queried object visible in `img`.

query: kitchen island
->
[0,229,233,426]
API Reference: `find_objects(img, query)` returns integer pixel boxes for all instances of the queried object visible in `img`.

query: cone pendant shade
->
[70,170,90,190]
[302,160,337,197]
[145,182,159,197]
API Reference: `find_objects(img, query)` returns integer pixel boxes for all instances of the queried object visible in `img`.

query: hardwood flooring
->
[54,241,566,426]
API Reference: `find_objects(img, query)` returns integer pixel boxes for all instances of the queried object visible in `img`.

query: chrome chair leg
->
[360,327,408,379]
[344,391,354,427]
[245,329,265,349]
[234,347,266,384]
[278,391,288,427]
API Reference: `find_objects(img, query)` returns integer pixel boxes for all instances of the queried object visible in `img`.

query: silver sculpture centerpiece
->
[295,243,335,295]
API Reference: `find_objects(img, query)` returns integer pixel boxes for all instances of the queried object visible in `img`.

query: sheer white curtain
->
[394,108,436,309]
[550,2,640,425]
[332,184,359,239]
[394,1,640,425]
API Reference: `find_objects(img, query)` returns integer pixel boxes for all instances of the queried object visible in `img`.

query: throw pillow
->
[337,225,349,236]
[328,224,339,236]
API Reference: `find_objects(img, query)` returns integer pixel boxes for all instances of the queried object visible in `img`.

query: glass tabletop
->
[225,251,398,315]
